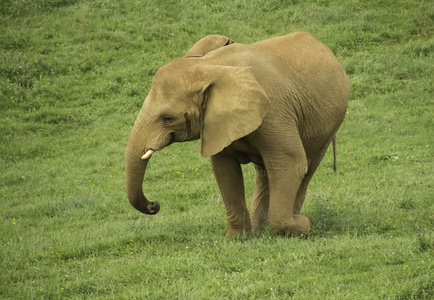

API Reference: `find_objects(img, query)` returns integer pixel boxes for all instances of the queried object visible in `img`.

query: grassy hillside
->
[1,0,433,298]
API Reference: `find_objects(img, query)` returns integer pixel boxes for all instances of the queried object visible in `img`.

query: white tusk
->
[141,150,155,160]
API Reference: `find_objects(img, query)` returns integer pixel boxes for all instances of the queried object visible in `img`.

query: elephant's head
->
[125,35,270,215]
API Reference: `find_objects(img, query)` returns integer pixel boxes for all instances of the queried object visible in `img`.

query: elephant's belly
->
[225,140,264,166]
[247,153,264,166]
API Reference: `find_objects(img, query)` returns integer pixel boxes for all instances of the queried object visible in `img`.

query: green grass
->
[1,0,433,298]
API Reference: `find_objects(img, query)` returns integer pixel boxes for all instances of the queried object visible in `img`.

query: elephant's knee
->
[268,215,311,238]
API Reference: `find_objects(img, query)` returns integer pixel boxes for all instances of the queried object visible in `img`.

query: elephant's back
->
[254,32,349,105]
[203,32,350,111]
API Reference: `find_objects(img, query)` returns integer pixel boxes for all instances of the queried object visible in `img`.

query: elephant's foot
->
[225,220,252,237]
[268,214,311,238]
[225,226,252,237]
[225,210,252,237]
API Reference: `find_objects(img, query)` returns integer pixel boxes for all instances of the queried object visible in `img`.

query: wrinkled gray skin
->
[125,32,350,237]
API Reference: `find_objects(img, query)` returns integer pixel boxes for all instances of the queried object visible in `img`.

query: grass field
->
[1,0,433,298]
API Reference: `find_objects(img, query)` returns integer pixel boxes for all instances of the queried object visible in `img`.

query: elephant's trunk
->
[125,131,160,215]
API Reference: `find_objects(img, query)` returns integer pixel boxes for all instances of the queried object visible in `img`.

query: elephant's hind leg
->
[249,164,270,232]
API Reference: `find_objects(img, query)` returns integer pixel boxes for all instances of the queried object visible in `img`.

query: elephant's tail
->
[333,135,337,173]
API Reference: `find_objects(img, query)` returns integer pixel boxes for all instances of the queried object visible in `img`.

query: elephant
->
[125,32,350,237]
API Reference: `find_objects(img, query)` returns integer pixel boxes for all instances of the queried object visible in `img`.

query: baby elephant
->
[125,32,350,237]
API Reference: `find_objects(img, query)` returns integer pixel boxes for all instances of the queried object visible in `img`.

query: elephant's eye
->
[163,116,174,123]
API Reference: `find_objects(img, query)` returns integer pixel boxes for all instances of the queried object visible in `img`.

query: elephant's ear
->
[183,35,234,58]
[194,65,270,157]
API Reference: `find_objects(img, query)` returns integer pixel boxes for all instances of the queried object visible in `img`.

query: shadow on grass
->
[305,195,399,238]
[305,195,349,237]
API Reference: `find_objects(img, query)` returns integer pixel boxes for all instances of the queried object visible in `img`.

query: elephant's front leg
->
[211,153,252,236]
[264,150,311,237]
[249,164,269,232]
